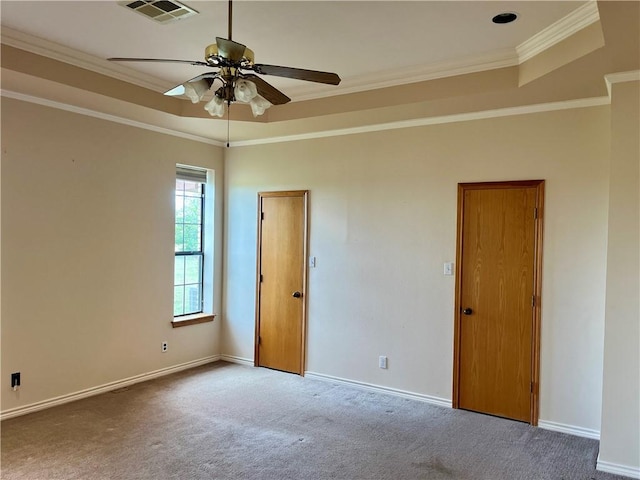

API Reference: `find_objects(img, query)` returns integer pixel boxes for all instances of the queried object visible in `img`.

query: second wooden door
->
[255,191,307,375]
[454,181,543,423]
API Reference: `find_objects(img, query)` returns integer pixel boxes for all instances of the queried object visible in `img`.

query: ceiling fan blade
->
[164,76,217,97]
[186,73,220,84]
[252,64,341,85]
[108,58,210,67]
[165,84,186,96]
[215,37,246,62]
[241,74,291,105]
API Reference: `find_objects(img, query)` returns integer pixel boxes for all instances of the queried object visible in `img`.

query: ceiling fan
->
[108,0,341,118]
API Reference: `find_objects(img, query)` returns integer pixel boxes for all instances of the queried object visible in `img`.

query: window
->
[174,167,207,317]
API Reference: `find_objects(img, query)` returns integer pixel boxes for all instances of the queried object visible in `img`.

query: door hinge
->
[261,211,264,220]
[531,381,535,393]
[534,207,538,219]
[258,336,261,345]
[531,295,536,307]
[260,274,263,282]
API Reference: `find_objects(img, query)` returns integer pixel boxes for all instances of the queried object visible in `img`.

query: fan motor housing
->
[205,43,254,66]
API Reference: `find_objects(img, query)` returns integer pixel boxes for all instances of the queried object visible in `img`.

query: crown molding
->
[517,1,600,63]
[2,87,609,149]
[295,0,600,101]
[1,89,225,147]
[1,2,601,103]
[604,70,640,97]
[2,25,517,103]
[233,96,610,148]
[287,48,518,102]
[0,27,170,93]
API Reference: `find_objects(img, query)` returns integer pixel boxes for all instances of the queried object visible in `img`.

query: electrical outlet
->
[161,342,168,353]
[379,356,388,369]
[11,372,20,390]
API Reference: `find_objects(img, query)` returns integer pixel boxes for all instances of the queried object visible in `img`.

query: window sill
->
[171,313,216,328]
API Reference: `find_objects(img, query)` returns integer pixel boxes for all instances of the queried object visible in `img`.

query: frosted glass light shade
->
[234,80,258,103]
[204,96,225,117]
[183,80,211,104]
[249,95,271,117]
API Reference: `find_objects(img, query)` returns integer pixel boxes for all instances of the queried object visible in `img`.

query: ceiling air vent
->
[118,0,198,24]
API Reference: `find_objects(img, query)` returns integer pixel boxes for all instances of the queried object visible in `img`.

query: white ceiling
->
[1,1,587,100]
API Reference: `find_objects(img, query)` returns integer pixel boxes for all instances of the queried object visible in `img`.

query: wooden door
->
[255,191,308,375]
[453,181,544,424]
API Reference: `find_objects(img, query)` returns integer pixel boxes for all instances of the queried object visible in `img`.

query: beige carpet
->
[0,362,626,479]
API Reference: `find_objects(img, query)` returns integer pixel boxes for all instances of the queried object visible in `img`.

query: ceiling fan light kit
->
[204,95,225,117]
[195,78,271,118]
[108,0,341,119]
[183,80,211,104]
[248,95,271,117]
[234,79,257,103]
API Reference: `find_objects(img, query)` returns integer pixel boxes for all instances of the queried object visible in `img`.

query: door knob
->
[292,291,302,298]
[462,308,473,315]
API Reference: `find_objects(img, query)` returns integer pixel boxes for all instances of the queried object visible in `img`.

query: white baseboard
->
[0,355,220,421]
[597,455,640,479]
[304,370,452,409]
[219,354,254,367]
[538,419,600,440]
[304,373,608,442]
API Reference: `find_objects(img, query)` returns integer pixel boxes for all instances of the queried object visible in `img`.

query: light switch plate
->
[379,356,388,369]
[444,262,454,276]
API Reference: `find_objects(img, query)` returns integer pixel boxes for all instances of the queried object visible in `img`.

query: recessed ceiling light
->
[492,12,518,24]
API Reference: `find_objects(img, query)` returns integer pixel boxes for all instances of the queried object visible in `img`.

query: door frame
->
[254,190,309,375]
[452,180,544,425]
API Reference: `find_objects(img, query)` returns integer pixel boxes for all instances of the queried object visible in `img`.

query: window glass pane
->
[175,195,184,223]
[174,256,185,285]
[184,255,202,284]
[183,196,201,224]
[174,176,205,317]
[183,224,201,252]
[185,284,201,314]
[174,224,184,252]
[174,286,184,316]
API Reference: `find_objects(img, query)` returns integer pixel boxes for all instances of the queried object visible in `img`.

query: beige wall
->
[1,98,224,412]
[223,106,611,433]
[599,80,640,472]
[3,92,635,466]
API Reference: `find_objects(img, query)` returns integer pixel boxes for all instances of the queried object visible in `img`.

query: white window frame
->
[172,165,215,327]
